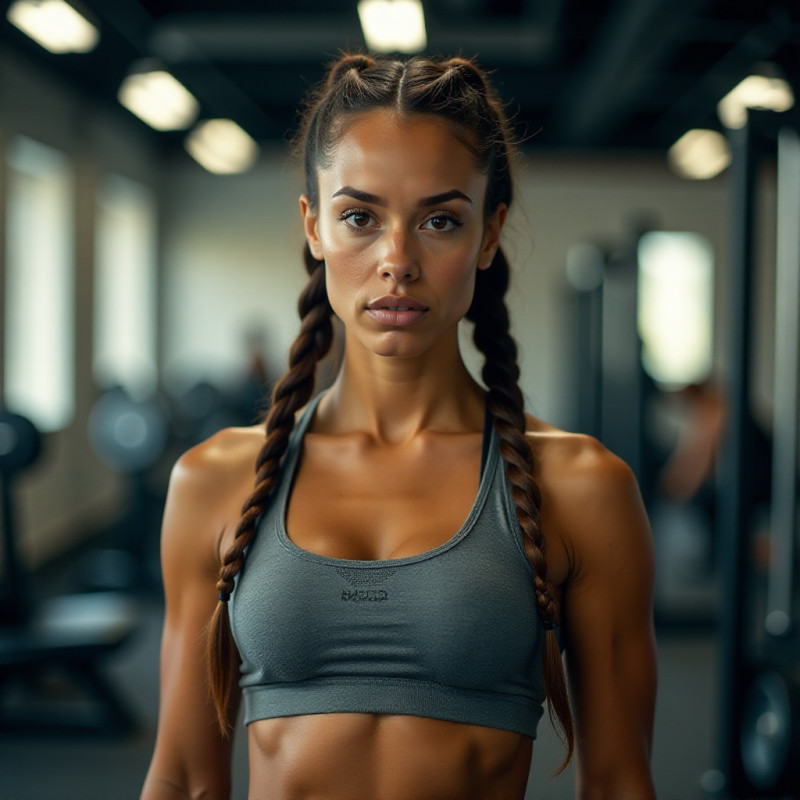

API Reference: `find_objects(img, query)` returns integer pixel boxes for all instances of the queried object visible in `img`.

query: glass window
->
[4,136,74,431]
[637,231,714,388]
[93,174,157,400]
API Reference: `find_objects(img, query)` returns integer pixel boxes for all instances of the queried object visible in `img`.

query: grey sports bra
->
[229,394,547,738]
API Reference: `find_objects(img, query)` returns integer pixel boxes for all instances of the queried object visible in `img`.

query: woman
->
[142,54,657,800]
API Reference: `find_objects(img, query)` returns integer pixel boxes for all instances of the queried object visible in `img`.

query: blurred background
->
[0,1,799,798]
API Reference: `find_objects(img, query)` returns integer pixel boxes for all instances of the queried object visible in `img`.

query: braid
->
[206,244,333,731]
[467,249,574,771]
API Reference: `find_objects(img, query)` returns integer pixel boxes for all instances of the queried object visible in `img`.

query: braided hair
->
[207,52,573,770]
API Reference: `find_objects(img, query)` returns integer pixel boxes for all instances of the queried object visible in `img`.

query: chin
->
[360,330,434,360]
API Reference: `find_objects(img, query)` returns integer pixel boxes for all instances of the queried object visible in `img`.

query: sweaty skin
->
[141,112,656,800]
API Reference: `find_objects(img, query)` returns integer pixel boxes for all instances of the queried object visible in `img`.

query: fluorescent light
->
[185,119,259,174]
[118,67,199,131]
[7,0,99,54]
[718,67,795,130]
[668,129,731,180]
[358,0,426,53]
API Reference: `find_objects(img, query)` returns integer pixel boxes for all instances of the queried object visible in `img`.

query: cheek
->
[323,248,369,312]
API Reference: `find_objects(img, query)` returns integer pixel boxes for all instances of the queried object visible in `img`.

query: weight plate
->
[0,412,42,472]
[740,670,793,789]
[88,391,169,473]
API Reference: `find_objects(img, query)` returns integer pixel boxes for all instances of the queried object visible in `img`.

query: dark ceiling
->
[2,0,799,155]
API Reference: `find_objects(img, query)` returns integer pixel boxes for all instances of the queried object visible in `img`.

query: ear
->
[299,194,324,261]
[477,203,507,270]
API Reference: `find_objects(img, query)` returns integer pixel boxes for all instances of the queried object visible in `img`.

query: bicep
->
[142,456,241,800]
[559,455,657,797]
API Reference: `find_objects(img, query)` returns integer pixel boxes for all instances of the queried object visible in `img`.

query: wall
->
[0,49,160,566]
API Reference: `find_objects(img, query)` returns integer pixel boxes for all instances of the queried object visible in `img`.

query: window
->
[4,135,74,431]
[637,231,714,388]
[93,174,157,399]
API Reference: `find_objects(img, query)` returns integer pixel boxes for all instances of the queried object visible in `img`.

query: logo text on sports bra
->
[342,589,389,602]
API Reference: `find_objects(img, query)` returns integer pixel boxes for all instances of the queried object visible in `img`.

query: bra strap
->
[480,401,494,480]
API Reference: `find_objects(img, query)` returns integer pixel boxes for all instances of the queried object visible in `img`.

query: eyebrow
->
[331,186,473,207]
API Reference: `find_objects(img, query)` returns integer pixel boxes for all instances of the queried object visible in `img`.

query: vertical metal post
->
[714,119,758,797]
[766,126,800,637]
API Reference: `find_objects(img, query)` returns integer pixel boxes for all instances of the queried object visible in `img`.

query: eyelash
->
[338,208,464,234]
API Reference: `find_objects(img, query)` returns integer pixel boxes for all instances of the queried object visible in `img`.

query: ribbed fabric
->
[230,394,547,739]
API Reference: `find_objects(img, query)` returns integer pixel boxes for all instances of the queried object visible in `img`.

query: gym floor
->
[0,586,720,800]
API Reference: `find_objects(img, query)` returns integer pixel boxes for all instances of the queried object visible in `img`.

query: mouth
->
[366,295,428,327]
[367,295,428,312]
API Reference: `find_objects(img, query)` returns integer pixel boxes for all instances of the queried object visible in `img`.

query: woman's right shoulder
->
[162,426,267,566]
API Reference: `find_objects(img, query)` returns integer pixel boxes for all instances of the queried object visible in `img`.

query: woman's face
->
[300,110,506,361]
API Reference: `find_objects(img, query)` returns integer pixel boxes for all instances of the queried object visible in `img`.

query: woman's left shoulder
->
[524,414,637,497]
[523,414,651,575]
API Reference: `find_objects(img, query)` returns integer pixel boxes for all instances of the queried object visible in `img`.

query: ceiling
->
[1,0,799,156]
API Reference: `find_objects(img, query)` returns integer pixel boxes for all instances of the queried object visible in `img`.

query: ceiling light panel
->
[358,0,427,54]
[668,129,731,180]
[718,73,796,130]
[7,0,99,54]
[118,69,200,131]
[185,119,259,175]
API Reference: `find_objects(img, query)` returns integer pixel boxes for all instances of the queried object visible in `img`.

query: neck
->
[319,331,485,444]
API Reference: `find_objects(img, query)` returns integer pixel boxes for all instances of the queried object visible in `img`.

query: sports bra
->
[229,394,547,738]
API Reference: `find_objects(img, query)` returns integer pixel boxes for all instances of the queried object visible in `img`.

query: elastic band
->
[219,591,231,603]
[542,620,555,631]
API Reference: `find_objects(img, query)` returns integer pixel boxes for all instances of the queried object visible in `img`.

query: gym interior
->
[0,2,799,798]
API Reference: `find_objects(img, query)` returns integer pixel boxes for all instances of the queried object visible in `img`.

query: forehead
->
[318,110,487,202]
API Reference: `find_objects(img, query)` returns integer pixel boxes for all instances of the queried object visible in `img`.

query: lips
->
[366,295,428,327]
[367,295,427,311]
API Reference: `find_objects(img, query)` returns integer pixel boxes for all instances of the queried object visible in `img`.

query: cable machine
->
[713,111,800,798]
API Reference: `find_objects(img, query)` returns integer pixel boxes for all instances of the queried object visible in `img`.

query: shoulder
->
[175,425,264,489]
[163,425,266,566]
[524,415,651,583]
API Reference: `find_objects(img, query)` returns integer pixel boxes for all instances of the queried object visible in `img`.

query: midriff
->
[246,713,533,800]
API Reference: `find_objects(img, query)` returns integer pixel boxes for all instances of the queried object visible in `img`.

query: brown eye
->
[422,214,462,232]
[341,209,375,230]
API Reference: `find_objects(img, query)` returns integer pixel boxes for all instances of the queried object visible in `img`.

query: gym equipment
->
[565,242,605,440]
[0,409,140,735]
[84,387,171,591]
[0,412,41,626]
[88,386,169,474]
[713,114,800,798]
[738,124,800,797]
[740,669,800,792]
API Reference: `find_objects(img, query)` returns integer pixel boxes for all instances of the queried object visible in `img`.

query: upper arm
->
[550,442,657,799]
[141,437,245,800]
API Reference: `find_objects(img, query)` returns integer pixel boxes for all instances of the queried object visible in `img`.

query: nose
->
[377,226,420,283]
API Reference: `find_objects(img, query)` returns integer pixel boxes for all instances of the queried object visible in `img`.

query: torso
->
[215,401,573,800]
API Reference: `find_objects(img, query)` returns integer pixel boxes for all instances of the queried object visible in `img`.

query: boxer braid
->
[467,250,574,771]
[207,244,333,731]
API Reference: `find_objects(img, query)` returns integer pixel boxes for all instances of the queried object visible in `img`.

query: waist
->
[247,712,533,800]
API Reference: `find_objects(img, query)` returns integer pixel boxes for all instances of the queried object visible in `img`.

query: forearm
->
[141,770,230,800]
[576,761,656,800]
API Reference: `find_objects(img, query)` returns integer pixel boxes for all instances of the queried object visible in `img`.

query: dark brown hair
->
[207,52,573,770]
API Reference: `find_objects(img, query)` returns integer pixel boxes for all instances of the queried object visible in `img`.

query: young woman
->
[141,54,657,800]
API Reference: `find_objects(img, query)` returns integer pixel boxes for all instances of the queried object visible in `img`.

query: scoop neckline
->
[274,393,498,568]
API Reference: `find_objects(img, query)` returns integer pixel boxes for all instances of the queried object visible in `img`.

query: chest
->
[285,432,483,561]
